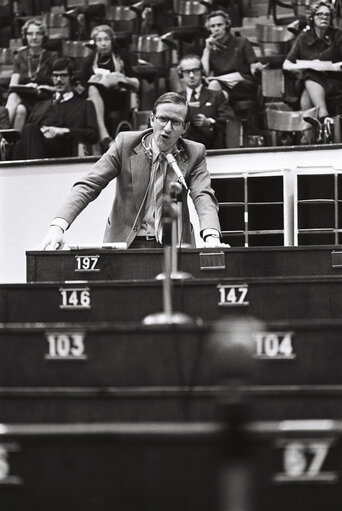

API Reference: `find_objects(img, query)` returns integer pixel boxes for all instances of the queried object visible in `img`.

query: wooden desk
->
[2,275,342,323]
[26,246,342,282]
[0,421,223,511]
[232,418,342,511]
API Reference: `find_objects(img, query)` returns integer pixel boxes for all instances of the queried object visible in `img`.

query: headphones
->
[21,19,48,46]
[177,54,204,78]
[308,1,335,26]
[205,10,231,32]
[89,24,117,51]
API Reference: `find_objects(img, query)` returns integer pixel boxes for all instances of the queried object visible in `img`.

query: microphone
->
[165,153,188,190]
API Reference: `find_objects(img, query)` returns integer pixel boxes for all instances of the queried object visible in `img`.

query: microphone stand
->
[143,193,196,325]
[156,181,193,281]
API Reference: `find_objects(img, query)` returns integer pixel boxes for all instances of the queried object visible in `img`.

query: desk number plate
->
[253,331,295,359]
[273,438,338,484]
[217,284,249,306]
[75,255,100,272]
[59,287,91,309]
[45,332,87,360]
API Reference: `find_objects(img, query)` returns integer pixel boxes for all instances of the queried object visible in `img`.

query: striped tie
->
[154,153,166,244]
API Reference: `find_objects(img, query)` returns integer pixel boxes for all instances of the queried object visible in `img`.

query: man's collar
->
[307,26,333,46]
[186,84,202,98]
[151,137,161,163]
[54,91,74,103]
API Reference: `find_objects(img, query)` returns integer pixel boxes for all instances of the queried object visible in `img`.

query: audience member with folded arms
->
[201,10,267,105]
[38,92,226,250]
[12,58,98,160]
[4,19,58,131]
[283,0,342,120]
[80,24,139,153]
[178,54,236,148]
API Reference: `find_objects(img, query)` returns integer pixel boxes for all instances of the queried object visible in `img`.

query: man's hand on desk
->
[204,234,230,248]
[38,225,64,251]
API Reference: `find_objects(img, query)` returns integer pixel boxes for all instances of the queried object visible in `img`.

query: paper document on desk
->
[207,72,244,88]
[67,242,128,250]
[296,59,333,70]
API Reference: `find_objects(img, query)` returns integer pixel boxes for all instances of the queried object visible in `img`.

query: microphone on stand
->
[165,153,188,190]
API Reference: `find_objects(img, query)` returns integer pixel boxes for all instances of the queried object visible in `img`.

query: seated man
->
[12,58,98,160]
[201,10,267,105]
[178,54,236,149]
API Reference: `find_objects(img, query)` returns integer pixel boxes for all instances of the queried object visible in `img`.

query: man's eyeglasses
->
[315,12,331,18]
[182,68,202,75]
[52,72,69,79]
[154,115,185,129]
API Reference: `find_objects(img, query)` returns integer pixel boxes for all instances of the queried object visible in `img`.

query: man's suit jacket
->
[28,96,98,144]
[56,129,221,246]
[181,87,236,148]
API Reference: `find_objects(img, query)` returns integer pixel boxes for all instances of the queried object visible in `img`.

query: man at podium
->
[39,92,223,250]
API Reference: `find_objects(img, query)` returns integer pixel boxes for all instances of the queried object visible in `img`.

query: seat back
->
[106,6,138,34]
[265,103,319,131]
[135,35,171,67]
[42,13,71,41]
[66,0,109,7]
[175,0,208,26]
[256,23,294,57]
[0,47,14,86]
[62,40,92,71]
[133,110,150,130]
[262,68,285,99]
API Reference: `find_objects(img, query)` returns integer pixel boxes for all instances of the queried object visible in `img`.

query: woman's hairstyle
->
[205,10,232,32]
[308,1,335,26]
[90,24,115,41]
[21,18,47,45]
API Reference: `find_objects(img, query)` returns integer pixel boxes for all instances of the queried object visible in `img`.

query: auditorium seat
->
[106,5,138,41]
[132,35,172,109]
[0,48,14,87]
[62,39,93,72]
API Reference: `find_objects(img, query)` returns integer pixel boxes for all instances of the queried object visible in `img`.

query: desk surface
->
[26,245,342,282]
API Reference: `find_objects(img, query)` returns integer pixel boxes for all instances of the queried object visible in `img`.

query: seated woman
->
[201,10,266,105]
[283,0,342,119]
[80,24,139,152]
[5,19,57,131]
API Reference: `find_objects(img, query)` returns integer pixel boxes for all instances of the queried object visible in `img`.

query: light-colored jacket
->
[56,129,221,246]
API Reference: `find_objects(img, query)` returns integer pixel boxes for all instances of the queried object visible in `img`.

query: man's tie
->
[52,93,63,105]
[190,90,198,102]
[154,153,166,244]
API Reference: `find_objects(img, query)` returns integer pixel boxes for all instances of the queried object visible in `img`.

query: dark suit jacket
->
[181,87,236,148]
[28,96,98,144]
[56,129,221,246]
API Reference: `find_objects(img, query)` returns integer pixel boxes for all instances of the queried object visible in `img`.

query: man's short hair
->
[179,54,202,69]
[152,92,188,115]
[52,58,75,76]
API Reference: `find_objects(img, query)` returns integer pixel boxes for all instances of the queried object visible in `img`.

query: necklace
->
[27,49,44,81]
